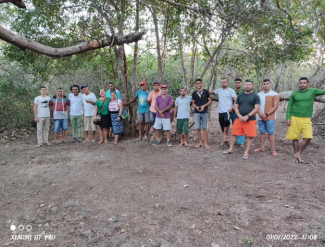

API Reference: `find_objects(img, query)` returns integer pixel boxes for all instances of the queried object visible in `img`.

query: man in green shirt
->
[286,77,325,164]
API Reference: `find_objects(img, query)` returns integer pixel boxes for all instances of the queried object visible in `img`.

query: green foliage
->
[246,235,253,245]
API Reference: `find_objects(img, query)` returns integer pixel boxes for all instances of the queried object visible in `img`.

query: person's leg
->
[224,135,237,153]
[183,119,189,146]
[85,131,89,141]
[70,116,77,139]
[98,127,103,144]
[294,138,311,161]
[204,130,209,149]
[138,121,143,139]
[114,134,119,144]
[144,123,150,137]
[177,119,183,145]
[61,119,68,142]
[243,137,254,158]
[156,130,161,142]
[43,117,51,145]
[53,120,59,143]
[179,134,184,145]
[144,112,150,138]
[242,120,257,159]
[224,112,231,141]
[194,113,202,147]
[36,118,45,147]
[84,117,89,141]
[153,118,162,145]
[92,131,96,142]
[163,119,172,145]
[166,131,171,143]
[77,115,83,139]
[104,128,108,143]
[202,113,209,149]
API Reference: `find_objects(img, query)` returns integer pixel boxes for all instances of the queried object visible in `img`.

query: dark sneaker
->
[166,142,172,147]
[72,137,77,143]
[78,137,82,142]
[152,140,160,146]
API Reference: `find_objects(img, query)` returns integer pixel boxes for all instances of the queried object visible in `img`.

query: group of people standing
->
[34,77,325,163]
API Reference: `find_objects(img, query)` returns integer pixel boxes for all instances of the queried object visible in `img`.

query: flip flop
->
[272,151,278,157]
[179,143,184,147]
[298,159,309,164]
[36,144,41,148]
[254,148,264,152]
[242,155,250,160]
[184,143,189,147]
[195,144,203,148]
[142,135,148,140]
[204,145,210,150]
[240,144,245,148]
[137,137,142,141]
[293,157,299,163]
[223,151,233,155]
[45,142,51,146]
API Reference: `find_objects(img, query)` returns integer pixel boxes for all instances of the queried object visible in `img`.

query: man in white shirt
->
[33,86,51,148]
[68,85,84,143]
[210,78,237,147]
[81,85,97,142]
[255,79,279,156]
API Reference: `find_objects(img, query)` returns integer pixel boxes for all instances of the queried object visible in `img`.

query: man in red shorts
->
[223,79,260,160]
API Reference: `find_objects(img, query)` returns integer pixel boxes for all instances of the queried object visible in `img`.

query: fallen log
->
[210,91,325,103]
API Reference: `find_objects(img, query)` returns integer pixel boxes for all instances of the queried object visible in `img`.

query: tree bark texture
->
[0,0,25,8]
[0,25,144,58]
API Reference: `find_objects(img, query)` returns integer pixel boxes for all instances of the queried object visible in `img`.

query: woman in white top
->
[108,91,124,145]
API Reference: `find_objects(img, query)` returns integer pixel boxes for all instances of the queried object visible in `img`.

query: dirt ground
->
[0,102,324,247]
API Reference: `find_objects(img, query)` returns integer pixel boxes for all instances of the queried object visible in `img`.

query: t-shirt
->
[214,88,237,113]
[155,94,173,118]
[105,89,121,100]
[95,98,110,115]
[286,88,325,120]
[148,90,162,113]
[192,89,210,113]
[68,93,84,116]
[235,92,260,121]
[109,99,122,112]
[34,96,51,118]
[175,95,192,119]
[50,96,70,119]
[136,90,150,113]
[257,90,279,120]
[82,92,97,116]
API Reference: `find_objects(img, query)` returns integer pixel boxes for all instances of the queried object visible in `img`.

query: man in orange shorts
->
[286,77,325,164]
[223,79,260,160]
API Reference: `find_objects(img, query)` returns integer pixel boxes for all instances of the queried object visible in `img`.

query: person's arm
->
[147,93,152,105]
[229,96,237,112]
[315,88,325,95]
[94,101,98,121]
[124,96,137,106]
[266,95,280,116]
[199,97,212,112]
[161,105,173,113]
[286,94,294,125]
[173,105,178,122]
[118,101,123,121]
[33,103,39,122]
[209,90,215,95]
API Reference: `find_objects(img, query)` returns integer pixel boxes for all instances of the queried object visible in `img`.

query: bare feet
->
[272,151,278,157]
[98,140,103,144]
[91,139,95,143]
[179,143,184,146]
[254,148,264,152]
[195,143,203,148]
[36,144,41,148]
[45,142,51,146]
[104,140,108,144]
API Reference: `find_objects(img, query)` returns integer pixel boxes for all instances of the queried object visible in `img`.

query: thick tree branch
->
[0,0,26,8]
[157,0,214,16]
[0,25,144,58]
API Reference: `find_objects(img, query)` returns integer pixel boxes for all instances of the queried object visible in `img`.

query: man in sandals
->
[286,77,325,164]
[223,79,260,160]
[192,79,212,150]
[34,86,51,148]
[124,81,150,140]
[209,78,237,148]
[173,87,192,147]
[254,79,279,156]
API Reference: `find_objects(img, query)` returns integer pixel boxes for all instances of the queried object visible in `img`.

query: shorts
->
[232,119,257,137]
[84,116,97,131]
[286,116,312,140]
[153,118,171,131]
[194,113,208,130]
[54,119,68,133]
[177,119,189,134]
[219,112,232,132]
[138,112,150,123]
[150,111,157,125]
[258,120,275,135]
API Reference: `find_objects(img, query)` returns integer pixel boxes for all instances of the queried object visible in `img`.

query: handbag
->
[121,108,128,120]
[93,98,107,125]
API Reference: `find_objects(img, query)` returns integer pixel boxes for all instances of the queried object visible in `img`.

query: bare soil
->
[0,103,324,247]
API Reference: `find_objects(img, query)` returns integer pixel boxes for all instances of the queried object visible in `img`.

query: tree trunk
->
[151,0,163,82]
[0,0,26,8]
[274,63,284,91]
[178,30,187,88]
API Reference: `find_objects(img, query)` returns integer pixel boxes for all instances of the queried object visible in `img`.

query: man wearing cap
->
[124,81,150,140]
[147,81,162,136]
[82,85,97,142]
[192,78,212,150]
[173,87,192,147]
[223,79,260,160]
[68,84,84,143]
[152,84,173,146]
[106,82,121,100]
[209,78,237,148]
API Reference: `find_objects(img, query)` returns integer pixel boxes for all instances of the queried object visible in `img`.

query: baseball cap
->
[161,84,168,88]
[153,81,160,85]
[81,85,88,89]
[140,81,146,86]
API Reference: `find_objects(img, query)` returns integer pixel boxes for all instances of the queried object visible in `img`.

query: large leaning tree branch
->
[0,0,26,8]
[0,25,144,57]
